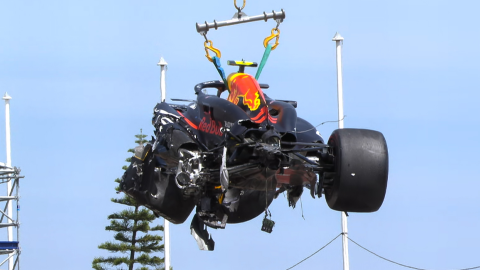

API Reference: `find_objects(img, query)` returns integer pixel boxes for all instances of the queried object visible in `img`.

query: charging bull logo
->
[199,117,223,136]
[228,74,264,111]
[242,89,261,111]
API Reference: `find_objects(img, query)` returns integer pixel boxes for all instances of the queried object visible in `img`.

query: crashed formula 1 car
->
[119,61,388,251]
[119,4,388,251]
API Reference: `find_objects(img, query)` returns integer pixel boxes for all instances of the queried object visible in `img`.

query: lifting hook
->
[263,28,280,50]
[204,40,222,62]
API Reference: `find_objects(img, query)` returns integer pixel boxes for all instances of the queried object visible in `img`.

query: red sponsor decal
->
[250,107,269,124]
[177,111,198,129]
[199,117,223,136]
[268,114,278,124]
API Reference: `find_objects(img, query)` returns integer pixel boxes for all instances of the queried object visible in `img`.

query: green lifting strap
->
[255,44,272,80]
[212,56,229,90]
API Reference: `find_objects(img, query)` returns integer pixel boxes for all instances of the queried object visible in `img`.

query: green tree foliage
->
[93,130,165,270]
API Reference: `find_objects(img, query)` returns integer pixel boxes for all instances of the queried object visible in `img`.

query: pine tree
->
[93,130,165,270]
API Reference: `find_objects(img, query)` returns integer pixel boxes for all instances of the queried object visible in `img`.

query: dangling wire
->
[300,197,305,220]
[264,178,273,218]
[261,178,274,233]
[265,177,269,215]
[296,115,347,134]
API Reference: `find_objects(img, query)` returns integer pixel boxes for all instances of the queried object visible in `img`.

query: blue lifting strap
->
[212,56,229,90]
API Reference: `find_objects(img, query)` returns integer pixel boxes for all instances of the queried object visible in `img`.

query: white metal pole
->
[333,32,349,270]
[157,57,168,103]
[157,58,170,269]
[3,93,11,168]
[333,33,345,130]
[164,218,170,270]
[3,92,14,270]
[340,211,349,270]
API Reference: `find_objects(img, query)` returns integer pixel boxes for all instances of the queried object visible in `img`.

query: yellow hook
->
[204,40,222,62]
[263,28,280,50]
[234,0,246,11]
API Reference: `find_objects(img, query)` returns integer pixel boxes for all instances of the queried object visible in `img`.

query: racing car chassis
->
[119,79,388,251]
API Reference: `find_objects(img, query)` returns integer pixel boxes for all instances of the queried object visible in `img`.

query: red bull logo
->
[227,74,265,112]
[199,117,223,136]
[242,89,261,111]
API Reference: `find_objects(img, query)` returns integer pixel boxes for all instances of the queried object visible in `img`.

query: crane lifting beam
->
[196,9,285,34]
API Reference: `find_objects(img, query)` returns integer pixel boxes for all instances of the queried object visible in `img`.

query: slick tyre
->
[325,129,388,212]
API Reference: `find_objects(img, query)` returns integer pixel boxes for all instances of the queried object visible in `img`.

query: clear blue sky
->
[1,0,480,269]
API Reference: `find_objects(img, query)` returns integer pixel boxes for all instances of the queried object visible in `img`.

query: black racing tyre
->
[325,128,388,212]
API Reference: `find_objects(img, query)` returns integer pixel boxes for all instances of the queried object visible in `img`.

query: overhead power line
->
[285,233,480,270]
[285,233,342,270]
[347,236,480,270]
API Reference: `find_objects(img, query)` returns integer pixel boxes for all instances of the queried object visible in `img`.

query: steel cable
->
[295,115,346,134]
[348,236,480,270]
[285,233,341,270]
[285,233,480,270]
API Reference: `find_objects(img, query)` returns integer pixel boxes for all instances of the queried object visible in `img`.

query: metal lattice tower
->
[0,93,22,270]
[0,164,21,269]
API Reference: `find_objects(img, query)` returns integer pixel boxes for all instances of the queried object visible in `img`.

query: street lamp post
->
[157,58,170,270]
[332,32,349,270]
[158,57,168,103]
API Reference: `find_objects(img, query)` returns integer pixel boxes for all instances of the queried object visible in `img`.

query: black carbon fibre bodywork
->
[119,79,389,250]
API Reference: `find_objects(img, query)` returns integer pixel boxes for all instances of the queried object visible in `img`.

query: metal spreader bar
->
[196,9,285,34]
